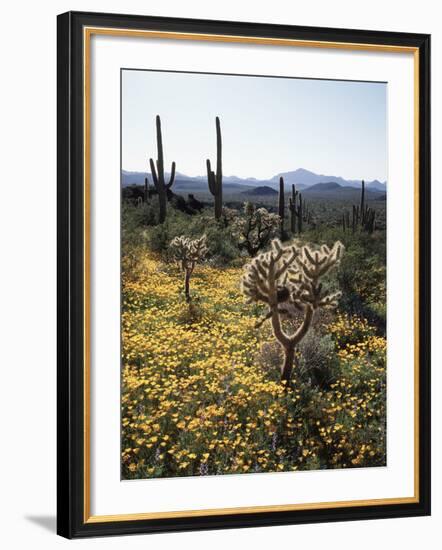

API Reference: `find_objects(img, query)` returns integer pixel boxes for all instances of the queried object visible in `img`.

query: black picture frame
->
[57,10,431,539]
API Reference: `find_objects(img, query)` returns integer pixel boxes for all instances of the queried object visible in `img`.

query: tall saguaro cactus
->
[297,193,304,233]
[289,184,298,233]
[206,116,223,220]
[360,179,365,216]
[242,239,344,384]
[278,177,285,239]
[288,185,305,234]
[342,180,376,234]
[149,115,176,224]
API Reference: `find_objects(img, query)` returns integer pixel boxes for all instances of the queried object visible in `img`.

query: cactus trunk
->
[278,177,285,238]
[281,345,295,385]
[298,193,303,233]
[157,185,166,223]
[207,117,223,220]
[184,270,191,302]
[149,115,176,224]
[360,179,365,216]
[289,184,297,233]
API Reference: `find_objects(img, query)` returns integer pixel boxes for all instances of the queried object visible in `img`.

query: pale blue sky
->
[122,69,386,181]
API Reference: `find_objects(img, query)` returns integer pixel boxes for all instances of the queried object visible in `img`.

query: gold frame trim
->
[83,27,420,524]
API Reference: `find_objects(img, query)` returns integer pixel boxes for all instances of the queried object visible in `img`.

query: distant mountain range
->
[268,168,386,191]
[301,181,385,200]
[122,168,386,194]
[242,186,278,196]
[237,182,385,201]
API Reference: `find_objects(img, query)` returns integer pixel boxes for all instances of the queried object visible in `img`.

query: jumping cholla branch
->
[170,235,208,302]
[241,238,344,384]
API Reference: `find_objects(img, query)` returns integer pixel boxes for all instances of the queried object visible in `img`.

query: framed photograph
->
[57,11,431,538]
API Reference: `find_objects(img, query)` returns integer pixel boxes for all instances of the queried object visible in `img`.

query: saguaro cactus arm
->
[166,161,176,189]
[206,159,216,194]
[149,157,159,187]
[152,115,175,187]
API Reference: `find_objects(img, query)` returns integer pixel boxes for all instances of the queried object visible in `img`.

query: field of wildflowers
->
[121,237,386,479]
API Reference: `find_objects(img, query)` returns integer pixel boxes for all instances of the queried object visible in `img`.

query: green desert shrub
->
[203,224,239,265]
[145,208,240,265]
[298,330,338,389]
[148,221,171,252]
[301,226,386,332]
[337,242,386,331]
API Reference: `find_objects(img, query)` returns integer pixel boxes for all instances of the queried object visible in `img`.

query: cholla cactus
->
[242,238,344,384]
[170,235,208,301]
[220,206,238,228]
[232,202,280,256]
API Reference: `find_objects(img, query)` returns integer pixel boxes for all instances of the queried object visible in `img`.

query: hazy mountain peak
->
[307,182,342,191]
[242,185,278,196]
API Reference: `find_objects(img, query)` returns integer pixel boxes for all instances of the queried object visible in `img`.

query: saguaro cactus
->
[278,177,285,239]
[206,117,223,220]
[295,193,304,233]
[149,115,176,224]
[363,212,375,233]
[342,180,376,234]
[288,185,305,234]
[289,184,298,233]
[242,239,344,384]
[360,179,365,216]
[170,235,208,301]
